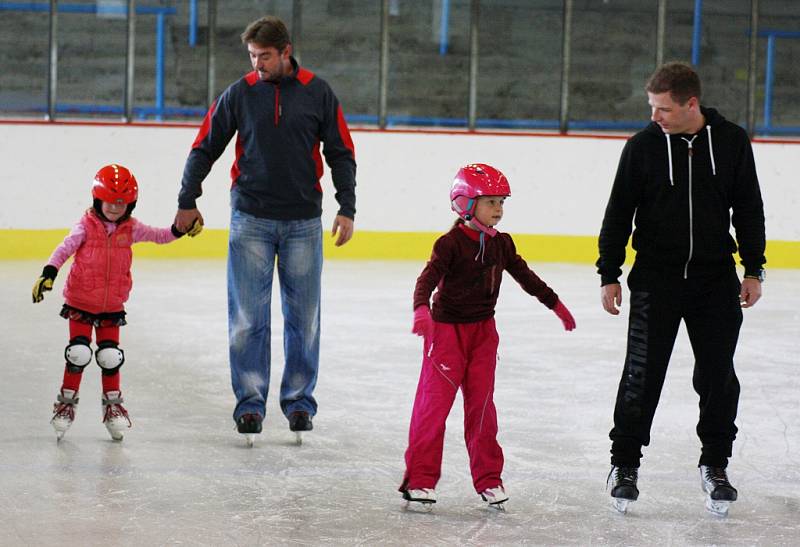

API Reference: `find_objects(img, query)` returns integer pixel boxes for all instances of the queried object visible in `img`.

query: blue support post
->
[439,0,450,56]
[189,0,197,46]
[764,33,775,130]
[155,12,165,120]
[691,0,703,65]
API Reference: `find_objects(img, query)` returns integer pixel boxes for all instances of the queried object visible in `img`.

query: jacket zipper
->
[681,135,698,279]
[102,234,112,310]
[274,84,281,126]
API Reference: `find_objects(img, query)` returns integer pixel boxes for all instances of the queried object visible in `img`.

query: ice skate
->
[700,465,737,516]
[480,486,508,511]
[607,466,639,513]
[102,391,131,441]
[288,411,312,445]
[51,389,79,442]
[236,413,263,447]
[401,488,436,512]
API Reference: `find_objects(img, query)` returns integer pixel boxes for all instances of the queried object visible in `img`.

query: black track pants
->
[609,265,743,468]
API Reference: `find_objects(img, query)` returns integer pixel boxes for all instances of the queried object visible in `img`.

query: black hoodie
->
[597,106,766,285]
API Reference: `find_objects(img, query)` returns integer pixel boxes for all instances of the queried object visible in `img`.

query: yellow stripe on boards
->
[1,229,798,268]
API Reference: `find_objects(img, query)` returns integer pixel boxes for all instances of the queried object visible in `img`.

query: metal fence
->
[0,0,798,135]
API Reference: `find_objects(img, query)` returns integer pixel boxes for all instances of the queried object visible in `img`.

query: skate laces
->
[51,402,75,422]
[102,397,132,427]
[612,466,638,487]
[703,467,732,488]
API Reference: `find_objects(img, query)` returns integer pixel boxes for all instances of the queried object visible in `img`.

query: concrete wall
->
[1,121,797,265]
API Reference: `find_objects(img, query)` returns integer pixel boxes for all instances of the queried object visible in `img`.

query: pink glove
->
[412,306,433,339]
[553,300,576,331]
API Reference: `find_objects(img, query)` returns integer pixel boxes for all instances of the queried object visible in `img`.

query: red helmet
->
[92,164,138,204]
[450,163,510,222]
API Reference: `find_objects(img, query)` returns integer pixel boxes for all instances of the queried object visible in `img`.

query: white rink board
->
[1,123,798,240]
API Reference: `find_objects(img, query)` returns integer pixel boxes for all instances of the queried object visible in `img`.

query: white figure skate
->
[402,488,436,512]
[102,391,132,441]
[480,486,508,511]
[51,389,79,442]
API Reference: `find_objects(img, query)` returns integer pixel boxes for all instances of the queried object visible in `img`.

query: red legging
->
[61,320,121,393]
[401,317,504,494]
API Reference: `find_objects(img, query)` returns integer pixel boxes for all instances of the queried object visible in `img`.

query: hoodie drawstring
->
[665,133,674,186]
[665,126,716,185]
[706,125,716,175]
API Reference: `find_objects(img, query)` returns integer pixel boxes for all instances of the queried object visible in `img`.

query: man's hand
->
[601,283,622,315]
[174,208,204,234]
[740,278,762,308]
[331,215,354,247]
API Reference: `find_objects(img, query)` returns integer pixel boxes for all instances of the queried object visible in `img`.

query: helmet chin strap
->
[467,217,497,237]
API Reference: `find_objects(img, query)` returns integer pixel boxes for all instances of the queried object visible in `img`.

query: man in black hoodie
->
[597,62,765,516]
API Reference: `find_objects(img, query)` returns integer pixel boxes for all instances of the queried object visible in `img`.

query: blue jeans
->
[227,209,322,423]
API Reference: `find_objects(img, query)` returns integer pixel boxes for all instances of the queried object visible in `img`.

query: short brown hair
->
[240,16,290,50]
[645,62,701,105]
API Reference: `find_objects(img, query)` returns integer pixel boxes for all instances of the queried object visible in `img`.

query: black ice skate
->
[288,411,312,445]
[236,413,263,447]
[607,466,639,513]
[700,465,738,516]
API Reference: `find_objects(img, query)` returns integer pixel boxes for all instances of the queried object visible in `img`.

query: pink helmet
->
[450,163,510,235]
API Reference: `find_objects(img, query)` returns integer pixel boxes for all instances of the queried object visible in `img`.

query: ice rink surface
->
[1,259,798,546]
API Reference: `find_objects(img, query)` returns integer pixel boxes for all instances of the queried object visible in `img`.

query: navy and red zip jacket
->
[179,57,356,220]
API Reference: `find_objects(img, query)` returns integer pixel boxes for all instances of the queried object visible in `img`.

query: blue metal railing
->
[1,3,799,135]
[691,0,703,65]
[189,0,198,47]
[758,29,800,135]
[0,2,176,120]
[439,0,450,56]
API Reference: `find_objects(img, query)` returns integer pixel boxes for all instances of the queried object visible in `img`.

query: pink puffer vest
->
[63,211,134,314]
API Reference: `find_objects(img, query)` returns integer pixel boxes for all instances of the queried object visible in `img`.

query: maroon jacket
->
[414,223,559,323]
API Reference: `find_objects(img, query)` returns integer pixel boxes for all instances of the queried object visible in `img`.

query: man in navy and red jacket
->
[174,15,356,444]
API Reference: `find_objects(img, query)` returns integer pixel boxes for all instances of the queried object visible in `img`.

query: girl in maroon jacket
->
[399,163,576,510]
[32,164,200,442]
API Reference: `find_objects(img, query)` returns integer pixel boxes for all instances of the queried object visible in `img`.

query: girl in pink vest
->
[399,163,576,510]
[32,164,201,442]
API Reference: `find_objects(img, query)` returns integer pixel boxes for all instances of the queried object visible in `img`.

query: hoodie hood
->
[646,106,724,185]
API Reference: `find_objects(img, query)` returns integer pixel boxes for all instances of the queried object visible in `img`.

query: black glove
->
[32,265,58,303]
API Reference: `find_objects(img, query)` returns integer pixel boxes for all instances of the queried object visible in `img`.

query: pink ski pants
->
[400,317,504,493]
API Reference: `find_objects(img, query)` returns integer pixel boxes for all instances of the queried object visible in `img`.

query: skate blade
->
[55,431,65,442]
[611,497,633,514]
[488,501,507,512]
[705,498,731,517]
[107,430,124,441]
[295,432,303,445]
[244,433,255,447]
[404,500,434,513]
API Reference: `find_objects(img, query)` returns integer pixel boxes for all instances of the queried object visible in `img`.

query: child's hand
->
[185,218,203,237]
[32,265,58,303]
[412,306,433,339]
[552,299,576,331]
[171,218,204,238]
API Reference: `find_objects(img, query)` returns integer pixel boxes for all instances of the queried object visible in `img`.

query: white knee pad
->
[96,341,125,373]
[64,337,92,368]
